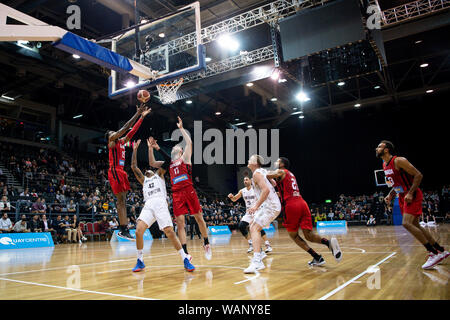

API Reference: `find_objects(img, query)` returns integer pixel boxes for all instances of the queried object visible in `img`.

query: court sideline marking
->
[0,277,156,300]
[318,252,397,300]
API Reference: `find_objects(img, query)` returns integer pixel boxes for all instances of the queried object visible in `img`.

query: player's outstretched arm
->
[147,137,164,168]
[248,172,269,214]
[123,107,151,144]
[149,138,171,178]
[228,190,242,202]
[109,104,145,143]
[395,157,423,202]
[176,116,193,164]
[266,169,286,181]
[131,140,145,185]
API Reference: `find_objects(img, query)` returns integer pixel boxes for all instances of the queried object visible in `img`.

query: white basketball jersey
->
[241,186,257,210]
[252,168,281,209]
[143,174,167,202]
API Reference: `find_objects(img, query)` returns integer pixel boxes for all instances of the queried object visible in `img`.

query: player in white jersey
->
[228,176,272,254]
[244,155,281,274]
[130,139,195,272]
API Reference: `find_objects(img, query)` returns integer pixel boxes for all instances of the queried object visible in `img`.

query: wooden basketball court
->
[0,225,448,300]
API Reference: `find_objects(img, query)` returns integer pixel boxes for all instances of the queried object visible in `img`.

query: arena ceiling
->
[0,0,449,134]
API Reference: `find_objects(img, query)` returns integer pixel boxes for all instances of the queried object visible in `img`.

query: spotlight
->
[247,124,253,128]
[205,57,212,62]
[125,80,136,88]
[420,63,429,68]
[337,81,345,86]
[270,97,277,102]
[217,34,239,51]
[246,83,254,87]
[299,115,305,119]
[354,103,361,107]
[374,85,381,89]
[186,100,193,104]
[158,33,165,38]
[73,114,83,119]
[72,54,80,59]
[278,78,287,83]
[296,91,310,102]
[415,40,422,44]
[270,69,280,81]
[215,111,221,115]
[235,118,239,121]
[426,89,434,93]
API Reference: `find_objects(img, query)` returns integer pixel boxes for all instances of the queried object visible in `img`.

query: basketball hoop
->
[156,77,184,104]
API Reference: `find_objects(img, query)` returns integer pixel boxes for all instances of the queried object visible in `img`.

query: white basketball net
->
[156,77,184,104]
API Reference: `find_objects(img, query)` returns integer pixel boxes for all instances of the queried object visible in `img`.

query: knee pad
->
[238,221,249,237]
[260,229,266,237]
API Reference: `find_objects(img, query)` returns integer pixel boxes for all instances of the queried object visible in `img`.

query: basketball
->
[137,89,150,103]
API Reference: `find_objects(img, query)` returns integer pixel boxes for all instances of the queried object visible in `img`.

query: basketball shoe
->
[204,244,212,260]
[308,256,325,267]
[184,257,195,272]
[330,237,342,262]
[422,252,443,269]
[132,259,145,272]
[244,257,265,274]
[118,226,135,241]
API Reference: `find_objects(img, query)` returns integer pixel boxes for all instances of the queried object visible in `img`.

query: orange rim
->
[157,77,183,87]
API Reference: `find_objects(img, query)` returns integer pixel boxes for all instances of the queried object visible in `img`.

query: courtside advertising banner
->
[208,226,231,235]
[0,232,54,249]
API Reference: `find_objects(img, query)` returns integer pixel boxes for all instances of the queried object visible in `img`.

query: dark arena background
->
[0,0,449,306]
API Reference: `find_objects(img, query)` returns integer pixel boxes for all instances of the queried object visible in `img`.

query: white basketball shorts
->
[138,197,173,230]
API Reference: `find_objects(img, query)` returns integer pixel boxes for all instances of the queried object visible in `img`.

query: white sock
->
[178,249,187,261]
[248,239,252,244]
[265,241,270,246]
[137,249,143,262]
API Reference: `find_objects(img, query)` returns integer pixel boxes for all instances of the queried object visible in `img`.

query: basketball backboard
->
[109,2,205,100]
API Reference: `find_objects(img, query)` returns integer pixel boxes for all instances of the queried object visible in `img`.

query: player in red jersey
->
[267,157,342,266]
[148,117,211,261]
[376,140,449,269]
[105,104,151,240]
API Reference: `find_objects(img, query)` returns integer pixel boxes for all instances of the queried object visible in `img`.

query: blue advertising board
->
[316,220,347,229]
[316,220,347,235]
[208,226,231,235]
[392,197,402,226]
[111,229,153,242]
[0,232,54,250]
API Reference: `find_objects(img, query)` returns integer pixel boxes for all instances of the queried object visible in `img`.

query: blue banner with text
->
[0,232,54,250]
[208,226,231,235]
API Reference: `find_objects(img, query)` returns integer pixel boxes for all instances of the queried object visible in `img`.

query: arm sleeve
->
[158,148,171,171]
[125,117,143,141]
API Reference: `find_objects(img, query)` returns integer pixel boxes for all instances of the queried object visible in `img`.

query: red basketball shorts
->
[172,185,202,217]
[282,197,313,232]
[398,189,423,217]
[108,168,130,195]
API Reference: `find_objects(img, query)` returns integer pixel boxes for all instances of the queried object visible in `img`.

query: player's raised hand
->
[227,193,234,200]
[176,116,183,129]
[141,107,151,118]
[133,139,141,150]
[147,136,154,148]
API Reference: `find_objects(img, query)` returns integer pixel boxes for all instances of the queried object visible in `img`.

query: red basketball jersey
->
[383,155,418,195]
[276,169,302,202]
[169,158,193,192]
[108,140,126,169]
